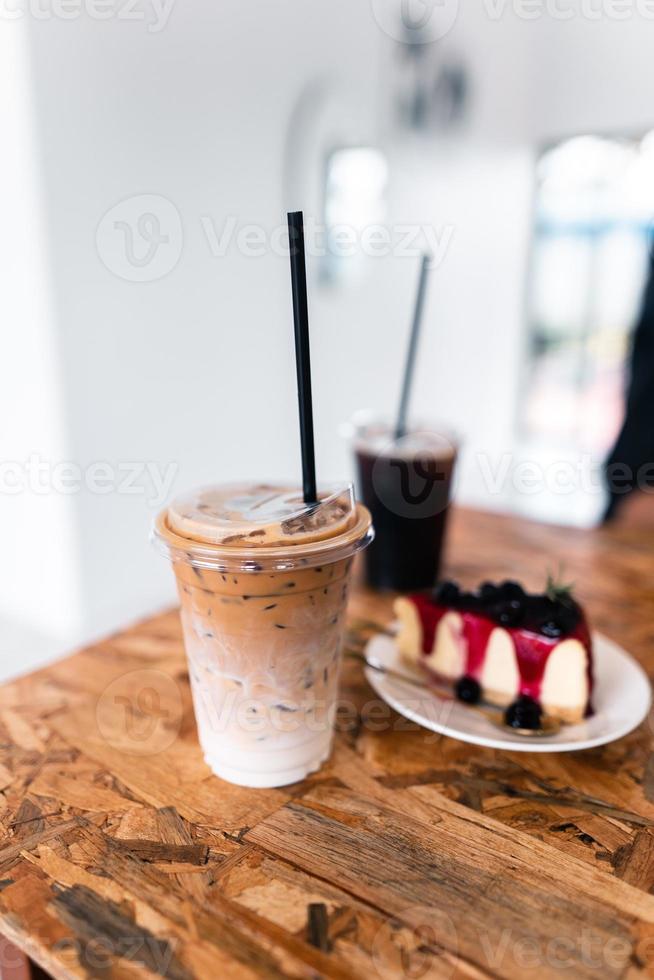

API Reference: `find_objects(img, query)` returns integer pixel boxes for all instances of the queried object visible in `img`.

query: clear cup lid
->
[152,482,373,571]
[344,413,458,460]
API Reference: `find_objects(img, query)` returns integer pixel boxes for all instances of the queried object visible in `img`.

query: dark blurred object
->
[604,243,654,521]
[607,491,654,527]
[395,38,469,132]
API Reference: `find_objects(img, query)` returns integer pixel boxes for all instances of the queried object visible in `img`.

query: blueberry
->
[554,604,578,634]
[498,599,524,627]
[500,580,525,600]
[540,619,564,638]
[527,592,579,638]
[455,676,481,704]
[434,581,460,605]
[504,696,542,730]
[477,581,497,602]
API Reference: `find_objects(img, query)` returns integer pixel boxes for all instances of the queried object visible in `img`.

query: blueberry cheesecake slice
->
[394,578,593,727]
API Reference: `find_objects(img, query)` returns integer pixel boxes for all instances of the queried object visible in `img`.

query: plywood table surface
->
[1,508,654,979]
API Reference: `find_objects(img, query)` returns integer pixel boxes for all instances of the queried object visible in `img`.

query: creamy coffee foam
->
[167,483,355,548]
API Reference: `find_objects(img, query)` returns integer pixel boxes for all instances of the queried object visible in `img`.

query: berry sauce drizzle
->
[408,588,593,710]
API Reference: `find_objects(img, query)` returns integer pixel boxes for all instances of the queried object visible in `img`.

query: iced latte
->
[153,484,372,787]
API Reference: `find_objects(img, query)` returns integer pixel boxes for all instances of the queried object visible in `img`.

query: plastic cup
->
[152,483,372,788]
[351,418,457,592]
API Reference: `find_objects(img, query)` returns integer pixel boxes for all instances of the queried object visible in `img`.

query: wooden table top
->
[2,507,654,979]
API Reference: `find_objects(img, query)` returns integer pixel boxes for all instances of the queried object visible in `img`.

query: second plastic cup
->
[352,419,457,592]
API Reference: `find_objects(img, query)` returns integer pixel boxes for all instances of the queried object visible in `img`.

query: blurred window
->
[322,147,388,283]
[522,133,654,453]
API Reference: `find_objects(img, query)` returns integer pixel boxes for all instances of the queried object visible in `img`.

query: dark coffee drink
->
[354,425,456,591]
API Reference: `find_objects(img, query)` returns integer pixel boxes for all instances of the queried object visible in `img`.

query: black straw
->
[395,253,431,441]
[287,210,317,504]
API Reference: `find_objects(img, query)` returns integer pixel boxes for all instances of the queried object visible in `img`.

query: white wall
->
[0,16,81,669]
[16,0,382,658]
[534,11,654,139]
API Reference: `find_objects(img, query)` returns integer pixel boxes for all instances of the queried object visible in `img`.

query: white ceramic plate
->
[364,630,652,752]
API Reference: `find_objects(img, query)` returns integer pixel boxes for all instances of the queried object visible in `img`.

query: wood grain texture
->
[1,507,653,978]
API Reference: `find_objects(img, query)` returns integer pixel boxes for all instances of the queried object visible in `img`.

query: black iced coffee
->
[353,423,456,591]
